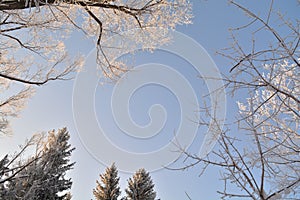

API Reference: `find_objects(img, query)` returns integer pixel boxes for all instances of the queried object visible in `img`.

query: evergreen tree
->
[125,168,156,200]
[93,163,121,200]
[0,128,75,200]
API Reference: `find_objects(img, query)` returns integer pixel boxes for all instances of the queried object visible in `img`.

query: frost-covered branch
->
[0,0,192,134]
[174,1,300,199]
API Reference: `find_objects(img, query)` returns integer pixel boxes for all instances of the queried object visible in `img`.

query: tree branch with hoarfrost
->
[0,0,192,134]
[173,1,299,199]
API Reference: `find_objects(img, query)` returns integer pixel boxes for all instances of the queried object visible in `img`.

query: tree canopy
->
[0,0,192,134]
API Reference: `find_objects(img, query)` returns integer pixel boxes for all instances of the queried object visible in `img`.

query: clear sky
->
[0,0,299,199]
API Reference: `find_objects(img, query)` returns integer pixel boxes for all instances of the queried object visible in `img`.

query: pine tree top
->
[125,168,156,200]
[93,163,121,200]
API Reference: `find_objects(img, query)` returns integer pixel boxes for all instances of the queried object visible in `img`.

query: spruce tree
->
[125,168,156,200]
[33,128,75,199]
[1,128,75,200]
[93,163,121,200]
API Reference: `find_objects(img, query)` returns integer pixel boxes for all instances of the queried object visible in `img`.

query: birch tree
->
[176,1,300,199]
[0,0,192,134]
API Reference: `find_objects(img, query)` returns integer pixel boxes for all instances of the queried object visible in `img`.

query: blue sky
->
[0,0,299,199]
